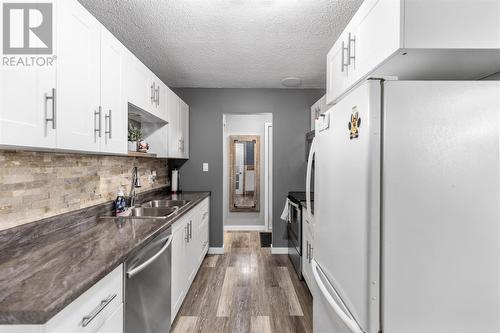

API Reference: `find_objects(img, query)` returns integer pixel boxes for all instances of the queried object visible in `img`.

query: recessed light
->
[281,77,302,88]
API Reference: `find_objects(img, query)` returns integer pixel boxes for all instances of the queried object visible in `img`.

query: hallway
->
[172,231,313,333]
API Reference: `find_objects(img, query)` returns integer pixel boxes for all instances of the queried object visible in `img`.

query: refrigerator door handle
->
[311,259,363,333]
[306,137,316,222]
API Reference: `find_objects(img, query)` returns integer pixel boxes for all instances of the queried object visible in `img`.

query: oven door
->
[287,200,302,278]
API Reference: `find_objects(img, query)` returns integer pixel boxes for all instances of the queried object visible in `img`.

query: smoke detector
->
[281,77,302,88]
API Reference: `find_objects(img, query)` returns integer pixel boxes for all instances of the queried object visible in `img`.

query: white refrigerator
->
[306,80,500,333]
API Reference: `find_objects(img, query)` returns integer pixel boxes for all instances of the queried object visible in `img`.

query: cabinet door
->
[126,52,153,115]
[326,36,350,105]
[100,28,126,154]
[0,2,58,149]
[57,0,100,152]
[171,217,188,320]
[166,88,180,158]
[179,99,189,158]
[350,0,400,86]
[186,212,198,284]
[46,265,122,333]
[198,200,210,259]
[156,81,167,121]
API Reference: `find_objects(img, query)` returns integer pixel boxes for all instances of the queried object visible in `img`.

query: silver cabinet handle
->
[45,88,56,129]
[94,106,102,138]
[306,241,310,260]
[185,224,189,243]
[155,85,160,106]
[151,82,155,104]
[188,220,192,239]
[126,235,173,278]
[105,110,112,139]
[81,294,117,327]
[341,41,349,72]
[348,32,356,67]
[202,211,209,220]
[309,246,313,263]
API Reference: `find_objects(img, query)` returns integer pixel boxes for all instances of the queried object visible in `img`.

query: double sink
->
[105,199,191,219]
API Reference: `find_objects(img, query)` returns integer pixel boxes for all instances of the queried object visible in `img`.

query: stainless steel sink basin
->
[141,200,190,208]
[130,207,178,218]
[100,199,189,220]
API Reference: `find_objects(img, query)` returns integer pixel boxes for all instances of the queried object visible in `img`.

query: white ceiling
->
[78,0,363,89]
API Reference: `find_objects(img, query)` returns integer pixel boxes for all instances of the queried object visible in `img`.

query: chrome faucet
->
[130,167,142,207]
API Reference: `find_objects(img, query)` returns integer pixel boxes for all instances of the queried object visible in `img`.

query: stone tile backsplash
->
[0,150,169,230]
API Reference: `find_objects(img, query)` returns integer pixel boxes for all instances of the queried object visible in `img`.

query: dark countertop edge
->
[0,191,210,325]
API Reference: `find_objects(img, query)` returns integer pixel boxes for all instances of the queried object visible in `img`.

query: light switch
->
[203,163,209,172]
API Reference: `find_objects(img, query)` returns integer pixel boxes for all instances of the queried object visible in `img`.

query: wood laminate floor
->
[172,231,313,333]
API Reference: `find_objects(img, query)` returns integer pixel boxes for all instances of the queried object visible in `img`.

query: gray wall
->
[174,88,324,248]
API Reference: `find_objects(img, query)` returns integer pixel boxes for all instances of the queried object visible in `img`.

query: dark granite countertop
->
[0,188,210,325]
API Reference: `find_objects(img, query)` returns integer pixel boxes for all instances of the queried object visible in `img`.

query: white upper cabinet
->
[57,0,101,152]
[100,28,127,154]
[126,51,153,116]
[0,0,188,157]
[125,53,166,121]
[166,88,189,159]
[0,2,58,149]
[166,87,180,158]
[179,99,189,159]
[326,0,500,105]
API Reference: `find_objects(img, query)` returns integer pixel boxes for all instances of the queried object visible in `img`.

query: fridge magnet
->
[348,107,361,140]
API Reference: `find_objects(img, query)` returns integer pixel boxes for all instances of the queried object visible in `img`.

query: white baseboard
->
[208,246,224,255]
[224,225,269,231]
[271,245,288,254]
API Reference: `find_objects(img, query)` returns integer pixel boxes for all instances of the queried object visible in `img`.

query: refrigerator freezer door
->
[313,81,381,333]
[383,81,500,333]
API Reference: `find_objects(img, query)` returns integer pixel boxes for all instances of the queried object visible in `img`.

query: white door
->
[57,0,100,152]
[100,27,126,154]
[313,81,381,333]
[0,1,57,149]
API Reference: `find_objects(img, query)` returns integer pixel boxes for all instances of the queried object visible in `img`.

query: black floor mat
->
[260,232,272,248]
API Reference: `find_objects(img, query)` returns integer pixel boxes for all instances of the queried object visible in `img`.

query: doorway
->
[222,113,273,234]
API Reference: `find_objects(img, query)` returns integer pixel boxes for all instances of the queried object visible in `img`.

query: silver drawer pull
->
[81,294,117,327]
[202,211,209,220]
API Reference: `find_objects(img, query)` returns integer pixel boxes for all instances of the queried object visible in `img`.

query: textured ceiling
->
[78,0,363,88]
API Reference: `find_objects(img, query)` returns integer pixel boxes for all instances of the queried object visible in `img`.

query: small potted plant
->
[128,124,142,152]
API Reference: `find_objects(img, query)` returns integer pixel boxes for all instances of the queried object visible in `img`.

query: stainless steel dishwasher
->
[125,227,172,333]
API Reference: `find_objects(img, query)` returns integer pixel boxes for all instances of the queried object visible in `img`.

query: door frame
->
[264,122,273,231]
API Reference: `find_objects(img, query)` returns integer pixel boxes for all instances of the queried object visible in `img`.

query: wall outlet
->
[203,163,209,172]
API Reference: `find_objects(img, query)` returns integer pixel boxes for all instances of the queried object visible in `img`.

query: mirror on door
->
[229,135,260,212]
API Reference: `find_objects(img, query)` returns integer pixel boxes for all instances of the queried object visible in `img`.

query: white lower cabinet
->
[0,265,124,333]
[171,198,210,321]
[46,265,123,333]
